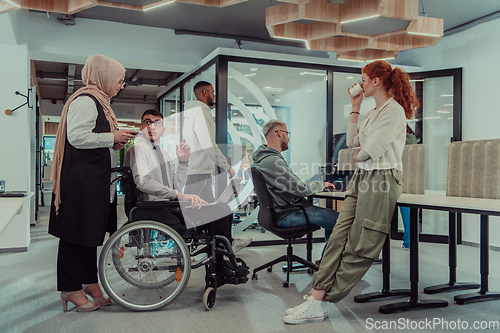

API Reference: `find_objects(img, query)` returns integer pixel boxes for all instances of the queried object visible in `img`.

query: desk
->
[0,192,34,252]
[312,192,500,312]
[396,194,500,307]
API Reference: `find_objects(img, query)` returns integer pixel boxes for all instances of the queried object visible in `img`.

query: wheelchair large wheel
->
[99,220,191,311]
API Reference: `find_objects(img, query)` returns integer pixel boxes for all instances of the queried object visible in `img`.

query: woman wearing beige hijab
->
[49,55,137,312]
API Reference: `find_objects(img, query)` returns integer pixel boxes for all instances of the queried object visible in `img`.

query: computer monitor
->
[332,133,348,164]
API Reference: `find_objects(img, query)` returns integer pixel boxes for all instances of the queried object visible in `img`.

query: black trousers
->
[57,239,98,291]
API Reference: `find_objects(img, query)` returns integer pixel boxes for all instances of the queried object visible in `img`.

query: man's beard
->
[281,140,289,151]
[208,97,215,108]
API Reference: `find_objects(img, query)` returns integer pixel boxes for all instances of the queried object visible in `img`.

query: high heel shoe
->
[82,283,112,306]
[60,291,99,312]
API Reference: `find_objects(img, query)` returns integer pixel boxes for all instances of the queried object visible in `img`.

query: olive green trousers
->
[312,168,402,303]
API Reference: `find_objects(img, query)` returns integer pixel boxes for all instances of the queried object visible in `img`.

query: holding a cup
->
[348,80,363,97]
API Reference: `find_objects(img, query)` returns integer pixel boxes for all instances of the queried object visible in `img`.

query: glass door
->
[399,69,462,242]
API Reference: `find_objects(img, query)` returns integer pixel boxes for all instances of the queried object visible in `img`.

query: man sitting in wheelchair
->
[124,109,250,288]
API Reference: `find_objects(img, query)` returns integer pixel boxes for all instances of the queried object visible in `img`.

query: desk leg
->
[379,207,448,314]
[424,212,479,294]
[454,215,500,304]
[354,208,410,303]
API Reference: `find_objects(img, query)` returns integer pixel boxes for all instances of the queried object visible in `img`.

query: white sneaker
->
[283,296,327,325]
[286,295,328,316]
[232,237,252,254]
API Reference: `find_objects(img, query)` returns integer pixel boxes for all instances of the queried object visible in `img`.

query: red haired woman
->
[284,60,419,324]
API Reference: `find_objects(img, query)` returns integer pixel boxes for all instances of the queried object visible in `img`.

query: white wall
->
[0,45,31,193]
[398,17,500,246]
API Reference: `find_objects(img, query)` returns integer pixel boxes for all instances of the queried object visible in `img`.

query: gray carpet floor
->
[1,203,499,333]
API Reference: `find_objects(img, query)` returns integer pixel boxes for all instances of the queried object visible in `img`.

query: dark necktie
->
[154,145,170,187]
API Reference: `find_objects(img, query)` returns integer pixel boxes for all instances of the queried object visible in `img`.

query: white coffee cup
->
[349,81,363,96]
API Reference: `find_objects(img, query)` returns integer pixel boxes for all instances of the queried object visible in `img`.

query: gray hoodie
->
[182,100,231,175]
[252,145,325,217]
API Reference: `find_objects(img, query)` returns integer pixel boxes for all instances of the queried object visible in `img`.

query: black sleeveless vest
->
[49,94,117,246]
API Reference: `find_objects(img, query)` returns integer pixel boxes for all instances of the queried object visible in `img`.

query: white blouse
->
[346,97,406,171]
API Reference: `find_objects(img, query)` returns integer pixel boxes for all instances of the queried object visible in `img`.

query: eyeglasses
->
[142,119,163,127]
[118,80,126,87]
[275,130,291,138]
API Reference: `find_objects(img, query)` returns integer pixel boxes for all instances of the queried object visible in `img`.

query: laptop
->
[0,191,27,198]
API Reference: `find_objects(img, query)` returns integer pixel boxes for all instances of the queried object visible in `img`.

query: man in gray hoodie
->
[252,119,338,257]
[183,81,250,253]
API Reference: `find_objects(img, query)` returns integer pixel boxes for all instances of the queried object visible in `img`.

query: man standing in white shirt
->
[182,81,236,201]
[183,81,251,253]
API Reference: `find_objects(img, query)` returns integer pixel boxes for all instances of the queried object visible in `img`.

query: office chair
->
[250,167,320,287]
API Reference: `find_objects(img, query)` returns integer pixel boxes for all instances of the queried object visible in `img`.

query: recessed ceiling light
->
[347,76,353,79]
[273,36,309,49]
[263,87,284,92]
[340,14,380,24]
[275,99,280,102]
[408,32,441,37]
[143,0,174,11]
[444,104,453,106]
[436,110,450,114]
[410,79,425,82]
[244,73,256,77]
[441,94,453,97]
[337,58,362,62]
[306,89,312,92]
[250,68,258,71]
[299,71,326,76]
[238,96,244,99]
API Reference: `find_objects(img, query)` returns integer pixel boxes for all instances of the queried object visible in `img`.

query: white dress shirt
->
[66,96,117,202]
[182,100,231,175]
[124,136,187,201]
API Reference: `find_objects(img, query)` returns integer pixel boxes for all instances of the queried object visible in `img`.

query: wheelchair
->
[98,167,249,311]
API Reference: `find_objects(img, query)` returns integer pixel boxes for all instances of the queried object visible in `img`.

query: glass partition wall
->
[158,53,462,245]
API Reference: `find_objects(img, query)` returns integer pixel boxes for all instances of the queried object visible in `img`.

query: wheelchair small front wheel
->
[203,287,216,311]
[99,220,191,311]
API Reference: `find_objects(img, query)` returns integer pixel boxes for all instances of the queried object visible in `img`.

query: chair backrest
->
[337,148,357,171]
[119,166,139,218]
[332,148,357,190]
[447,139,500,199]
[250,167,280,234]
[401,144,426,195]
[250,167,320,239]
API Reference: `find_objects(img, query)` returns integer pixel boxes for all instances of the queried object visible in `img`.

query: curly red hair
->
[362,60,419,119]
